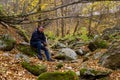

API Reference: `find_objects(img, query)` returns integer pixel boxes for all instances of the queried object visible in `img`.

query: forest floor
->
[0,49,120,80]
[0,25,120,80]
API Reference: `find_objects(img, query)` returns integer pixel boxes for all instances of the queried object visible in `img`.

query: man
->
[30,26,54,61]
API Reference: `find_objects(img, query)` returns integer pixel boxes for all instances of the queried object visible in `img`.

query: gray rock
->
[84,53,91,58]
[0,34,16,51]
[102,25,120,40]
[59,48,77,60]
[69,42,85,49]
[80,68,111,80]
[71,60,78,63]
[76,71,80,76]
[93,52,103,60]
[3,52,10,57]
[52,42,66,49]
[65,66,73,70]
[0,40,6,49]
[20,42,30,46]
[15,53,30,62]
[99,41,120,70]
[76,49,84,56]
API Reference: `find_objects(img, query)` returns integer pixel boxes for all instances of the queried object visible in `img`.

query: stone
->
[0,34,16,51]
[3,52,10,57]
[20,42,30,46]
[65,66,73,70]
[80,68,111,80]
[15,53,30,62]
[76,71,80,76]
[21,61,47,76]
[88,40,108,51]
[75,49,84,56]
[51,42,66,49]
[99,41,120,70]
[102,25,120,40]
[17,44,37,56]
[93,52,103,60]
[37,71,79,80]
[69,42,85,49]
[59,48,77,60]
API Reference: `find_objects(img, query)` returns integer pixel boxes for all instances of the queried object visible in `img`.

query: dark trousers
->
[30,41,50,60]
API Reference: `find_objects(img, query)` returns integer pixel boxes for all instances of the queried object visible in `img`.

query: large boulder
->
[80,68,111,80]
[88,39,108,51]
[59,48,78,60]
[21,61,47,76]
[38,71,79,80]
[99,41,120,70]
[0,34,16,51]
[17,43,37,56]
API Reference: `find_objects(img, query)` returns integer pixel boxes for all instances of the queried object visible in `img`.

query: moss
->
[80,68,99,75]
[90,69,99,75]
[80,68,111,76]
[55,54,73,61]
[21,61,47,76]
[94,40,108,48]
[80,68,87,75]
[17,44,36,56]
[0,34,16,51]
[16,26,29,42]
[56,62,63,70]
[54,54,66,60]
[99,77,109,80]
[38,71,79,80]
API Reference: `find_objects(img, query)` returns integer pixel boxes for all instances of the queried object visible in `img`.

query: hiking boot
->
[47,59,55,62]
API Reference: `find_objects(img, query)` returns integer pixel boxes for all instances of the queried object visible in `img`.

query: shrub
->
[95,40,108,48]
[80,27,90,42]
[45,31,56,40]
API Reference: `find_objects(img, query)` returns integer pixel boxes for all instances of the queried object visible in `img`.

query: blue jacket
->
[30,29,46,45]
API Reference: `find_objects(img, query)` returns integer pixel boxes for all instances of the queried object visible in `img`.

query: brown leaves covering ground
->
[0,48,120,80]
[0,25,120,80]
[0,51,37,80]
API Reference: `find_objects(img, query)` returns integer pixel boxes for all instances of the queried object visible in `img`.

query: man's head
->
[38,26,44,32]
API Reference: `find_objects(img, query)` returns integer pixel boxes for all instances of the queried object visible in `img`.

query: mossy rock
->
[56,62,63,70]
[17,44,37,56]
[21,61,47,76]
[80,68,111,80]
[54,54,66,60]
[0,34,16,51]
[88,40,108,51]
[99,41,120,70]
[38,71,79,80]
[94,40,108,48]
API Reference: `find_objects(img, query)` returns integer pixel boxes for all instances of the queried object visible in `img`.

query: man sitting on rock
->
[30,26,54,61]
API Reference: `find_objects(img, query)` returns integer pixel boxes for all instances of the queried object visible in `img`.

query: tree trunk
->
[88,2,94,36]
[61,0,64,37]
[54,0,59,36]
[73,19,79,35]
[38,0,42,27]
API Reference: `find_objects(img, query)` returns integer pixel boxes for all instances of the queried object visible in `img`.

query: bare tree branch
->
[0,0,91,18]
[6,15,99,24]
